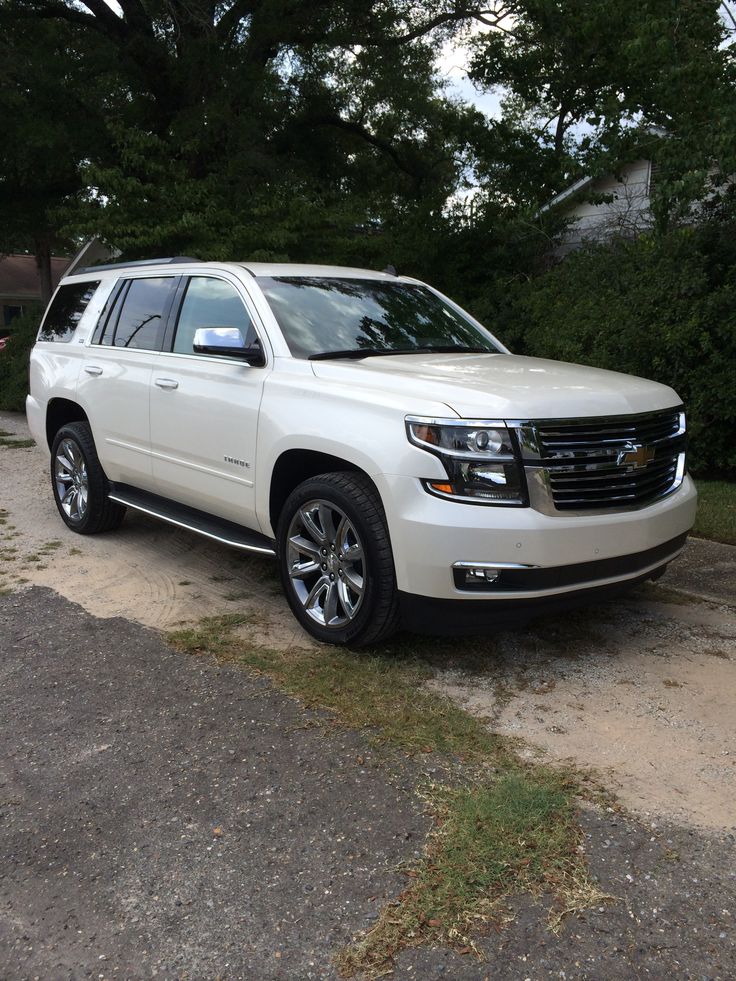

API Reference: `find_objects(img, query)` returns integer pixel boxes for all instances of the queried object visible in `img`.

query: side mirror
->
[192,327,265,366]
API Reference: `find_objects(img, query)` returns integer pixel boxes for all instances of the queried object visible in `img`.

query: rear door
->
[77,275,179,488]
[149,273,269,529]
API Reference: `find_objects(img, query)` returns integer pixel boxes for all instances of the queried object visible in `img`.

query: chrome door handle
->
[83,365,103,376]
[155,378,179,390]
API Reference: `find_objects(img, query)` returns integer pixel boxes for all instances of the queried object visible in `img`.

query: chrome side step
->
[108,483,276,555]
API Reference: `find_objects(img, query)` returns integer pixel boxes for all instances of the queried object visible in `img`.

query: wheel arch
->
[269,449,379,536]
[46,398,89,451]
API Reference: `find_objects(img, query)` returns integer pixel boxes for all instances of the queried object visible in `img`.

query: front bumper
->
[375,472,697,603]
[398,561,671,633]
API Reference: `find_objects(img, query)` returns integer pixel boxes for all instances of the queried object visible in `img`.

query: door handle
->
[155,377,179,390]
[83,365,103,376]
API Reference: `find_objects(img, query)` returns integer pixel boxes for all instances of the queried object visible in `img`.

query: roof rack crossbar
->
[78,256,200,274]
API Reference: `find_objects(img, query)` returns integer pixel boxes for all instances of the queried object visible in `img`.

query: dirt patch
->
[0,412,313,650]
[2,410,735,834]
[426,594,736,832]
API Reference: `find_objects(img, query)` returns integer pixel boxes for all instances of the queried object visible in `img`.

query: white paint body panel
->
[310,353,682,420]
[27,260,697,606]
[150,352,265,527]
[76,347,155,485]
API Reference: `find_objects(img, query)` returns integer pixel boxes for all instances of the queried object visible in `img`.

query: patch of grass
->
[40,540,63,552]
[69,547,82,556]
[167,616,607,976]
[0,436,36,449]
[25,554,41,563]
[693,480,736,545]
[338,774,606,976]
[168,617,512,763]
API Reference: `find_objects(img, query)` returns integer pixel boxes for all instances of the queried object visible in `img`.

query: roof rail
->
[78,256,200,274]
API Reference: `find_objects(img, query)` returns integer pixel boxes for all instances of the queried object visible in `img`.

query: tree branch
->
[216,0,256,41]
[363,5,515,46]
[306,113,419,182]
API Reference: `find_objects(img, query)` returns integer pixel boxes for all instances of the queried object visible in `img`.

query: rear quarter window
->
[38,281,101,343]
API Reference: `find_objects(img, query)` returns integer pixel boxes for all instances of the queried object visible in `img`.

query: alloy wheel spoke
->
[290,534,321,560]
[323,582,339,623]
[290,557,321,579]
[342,542,363,562]
[337,580,357,617]
[342,565,364,596]
[335,515,349,553]
[62,486,77,516]
[300,507,326,544]
[305,575,330,612]
[318,503,337,544]
[56,452,75,474]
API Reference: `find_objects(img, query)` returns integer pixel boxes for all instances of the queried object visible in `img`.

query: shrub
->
[502,224,736,478]
[0,304,43,412]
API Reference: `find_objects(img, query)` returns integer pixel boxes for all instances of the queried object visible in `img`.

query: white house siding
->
[555,159,653,255]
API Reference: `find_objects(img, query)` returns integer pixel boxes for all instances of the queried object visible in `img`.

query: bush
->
[0,304,43,412]
[502,224,736,478]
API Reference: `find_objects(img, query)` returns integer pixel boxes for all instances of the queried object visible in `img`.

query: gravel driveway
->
[1,410,735,979]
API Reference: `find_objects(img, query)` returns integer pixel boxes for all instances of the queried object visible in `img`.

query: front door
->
[149,274,268,530]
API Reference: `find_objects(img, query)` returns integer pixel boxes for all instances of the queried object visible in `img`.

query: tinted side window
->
[173,277,256,355]
[38,281,100,343]
[108,277,176,350]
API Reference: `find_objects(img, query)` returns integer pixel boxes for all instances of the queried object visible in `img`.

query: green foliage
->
[461,0,736,232]
[693,480,736,545]
[0,306,43,412]
[499,221,736,478]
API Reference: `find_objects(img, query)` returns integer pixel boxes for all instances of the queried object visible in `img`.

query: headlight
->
[406,417,527,505]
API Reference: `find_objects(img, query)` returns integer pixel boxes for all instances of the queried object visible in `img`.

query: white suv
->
[27,258,697,645]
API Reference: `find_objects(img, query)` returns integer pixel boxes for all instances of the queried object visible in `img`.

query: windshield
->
[256,276,501,359]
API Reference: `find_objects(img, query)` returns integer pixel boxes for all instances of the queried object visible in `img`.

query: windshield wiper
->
[309,345,493,361]
[309,348,400,360]
[410,345,493,354]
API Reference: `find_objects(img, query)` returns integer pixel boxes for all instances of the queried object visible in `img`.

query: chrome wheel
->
[54,438,88,522]
[286,498,365,627]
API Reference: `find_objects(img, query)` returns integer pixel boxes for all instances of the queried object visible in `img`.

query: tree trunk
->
[34,235,53,304]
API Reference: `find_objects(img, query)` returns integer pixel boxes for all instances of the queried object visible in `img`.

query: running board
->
[108,483,276,556]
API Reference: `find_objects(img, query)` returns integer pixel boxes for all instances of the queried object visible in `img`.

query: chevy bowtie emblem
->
[617,442,656,469]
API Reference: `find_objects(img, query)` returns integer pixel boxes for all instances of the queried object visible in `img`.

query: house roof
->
[0,254,70,299]
[536,174,596,216]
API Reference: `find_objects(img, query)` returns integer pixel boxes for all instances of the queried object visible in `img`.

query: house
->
[539,159,655,255]
[0,254,69,326]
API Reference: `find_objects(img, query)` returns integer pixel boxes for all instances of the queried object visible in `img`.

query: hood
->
[311,352,681,419]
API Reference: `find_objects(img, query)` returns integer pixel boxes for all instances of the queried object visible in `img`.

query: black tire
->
[277,472,400,647]
[50,421,126,534]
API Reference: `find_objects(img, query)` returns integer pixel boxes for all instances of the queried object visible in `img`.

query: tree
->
[0,14,108,297]
[8,0,510,264]
[465,0,735,220]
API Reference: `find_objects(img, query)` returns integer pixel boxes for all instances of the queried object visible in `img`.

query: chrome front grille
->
[522,408,686,512]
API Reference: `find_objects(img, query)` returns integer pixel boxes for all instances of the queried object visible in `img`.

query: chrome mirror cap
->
[193,326,245,351]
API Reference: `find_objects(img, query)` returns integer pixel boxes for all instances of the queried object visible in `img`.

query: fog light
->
[464,566,500,584]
